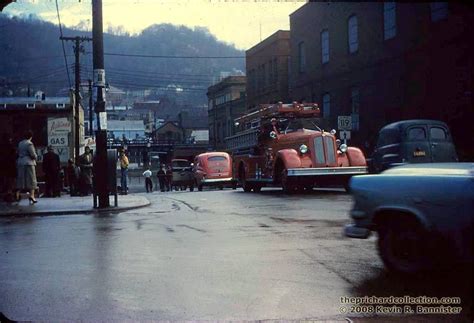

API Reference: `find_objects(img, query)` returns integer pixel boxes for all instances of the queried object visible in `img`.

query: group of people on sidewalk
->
[142,164,173,193]
[0,130,103,204]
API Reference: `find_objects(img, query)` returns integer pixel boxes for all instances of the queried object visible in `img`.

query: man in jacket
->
[78,146,93,196]
[42,145,61,197]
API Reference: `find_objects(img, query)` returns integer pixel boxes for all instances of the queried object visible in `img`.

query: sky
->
[3,0,307,50]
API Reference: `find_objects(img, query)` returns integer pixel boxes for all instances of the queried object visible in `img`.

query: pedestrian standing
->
[78,146,93,196]
[42,145,61,197]
[119,150,129,195]
[15,130,38,204]
[165,164,172,191]
[143,167,153,193]
[66,158,79,196]
[157,164,166,192]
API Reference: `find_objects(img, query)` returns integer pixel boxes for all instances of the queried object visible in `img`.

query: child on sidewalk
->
[142,167,153,193]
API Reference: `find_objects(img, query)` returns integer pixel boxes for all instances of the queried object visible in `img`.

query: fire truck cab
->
[225,102,368,193]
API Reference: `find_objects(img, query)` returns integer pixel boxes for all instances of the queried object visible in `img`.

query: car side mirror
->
[269,131,277,139]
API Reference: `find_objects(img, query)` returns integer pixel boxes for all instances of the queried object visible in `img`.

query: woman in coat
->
[16,130,38,204]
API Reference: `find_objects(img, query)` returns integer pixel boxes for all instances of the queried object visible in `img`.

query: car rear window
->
[407,127,426,141]
[172,160,190,167]
[208,156,227,162]
[430,127,447,140]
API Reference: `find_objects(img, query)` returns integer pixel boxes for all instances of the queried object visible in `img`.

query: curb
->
[0,199,151,217]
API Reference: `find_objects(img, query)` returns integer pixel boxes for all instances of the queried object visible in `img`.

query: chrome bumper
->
[344,224,371,239]
[201,177,234,184]
[287,166,368,177]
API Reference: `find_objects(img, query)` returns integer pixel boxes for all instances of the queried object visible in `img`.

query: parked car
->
[193,152,236,191]
[368,119,458,173]
[170,159,194,191]
[344,163,474,274]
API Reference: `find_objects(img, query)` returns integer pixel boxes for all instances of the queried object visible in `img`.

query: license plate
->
[413,150,426,157]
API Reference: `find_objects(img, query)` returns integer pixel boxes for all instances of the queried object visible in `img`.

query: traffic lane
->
[164,189,473,320]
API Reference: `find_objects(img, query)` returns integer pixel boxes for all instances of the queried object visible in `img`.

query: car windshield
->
[278,117,322,133]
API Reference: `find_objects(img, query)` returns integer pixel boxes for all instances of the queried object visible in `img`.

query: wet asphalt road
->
[0,188,472,321]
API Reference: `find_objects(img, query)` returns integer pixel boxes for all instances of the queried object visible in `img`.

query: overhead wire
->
[55,0,72,89]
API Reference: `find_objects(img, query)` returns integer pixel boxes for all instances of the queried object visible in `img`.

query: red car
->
[193,152,236,191]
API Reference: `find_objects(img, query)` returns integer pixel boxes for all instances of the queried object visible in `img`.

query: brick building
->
[246,30,291,111]
[289,2,473,159]
[207,76,246,150]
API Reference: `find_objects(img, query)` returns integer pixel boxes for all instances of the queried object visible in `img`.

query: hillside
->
[0,14,245,105]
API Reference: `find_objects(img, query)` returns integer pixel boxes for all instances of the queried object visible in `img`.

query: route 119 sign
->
[338,116,352,130]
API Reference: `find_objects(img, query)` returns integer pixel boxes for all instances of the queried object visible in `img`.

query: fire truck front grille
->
[324,136,336,164]
[313,137,325,164]
[313,136,337,166]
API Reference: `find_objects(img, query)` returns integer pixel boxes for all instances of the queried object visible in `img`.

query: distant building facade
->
[246,30,291,111]
[289,2,474,158]
[207,76,246,149]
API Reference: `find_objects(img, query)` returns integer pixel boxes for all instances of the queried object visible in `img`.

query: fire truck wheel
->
[253,186,261,193]
[281,169,295,194]
[242,182,253,192]
[239,165,253,192]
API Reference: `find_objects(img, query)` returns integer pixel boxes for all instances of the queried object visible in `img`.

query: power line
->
[55,0,72,89]
[80,63,218,79]
[86,52,245,59]
[109,80,206,92]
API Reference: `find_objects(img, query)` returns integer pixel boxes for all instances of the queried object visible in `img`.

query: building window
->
[321,30,329,64]
[351,87,360,131]
[384,2,396,40]
[431,2,448,22]
[348,15,358,53]
[298,41,306,72]
[322,93,330,117]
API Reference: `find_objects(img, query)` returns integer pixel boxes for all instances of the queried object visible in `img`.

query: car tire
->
[253,186,261,193]
[378,218,429,275]
[190,186,194,192]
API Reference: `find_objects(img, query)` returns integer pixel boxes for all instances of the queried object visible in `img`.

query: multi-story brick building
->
[289,2,473,159]
[207,76,246,150]
[246,30,291,111]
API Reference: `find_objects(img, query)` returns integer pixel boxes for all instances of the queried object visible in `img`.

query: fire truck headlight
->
[299,144,308,154]
[340,144,348,153]
[330,129,337,135]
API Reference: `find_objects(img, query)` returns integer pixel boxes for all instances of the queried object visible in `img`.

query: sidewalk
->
[0,194,151,217]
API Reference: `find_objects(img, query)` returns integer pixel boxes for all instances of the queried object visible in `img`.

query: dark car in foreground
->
[368,119,458,173]
[345,163,473,274]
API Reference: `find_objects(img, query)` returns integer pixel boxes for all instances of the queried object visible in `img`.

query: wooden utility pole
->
[60,36,92,161]
[92,0,110,208]
[88,79,93,136]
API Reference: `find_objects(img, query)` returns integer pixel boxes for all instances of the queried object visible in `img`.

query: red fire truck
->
[225,102,368,193]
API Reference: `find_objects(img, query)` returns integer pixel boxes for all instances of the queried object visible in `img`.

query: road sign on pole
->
[338,116,352,130]
[340,131,351,140]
